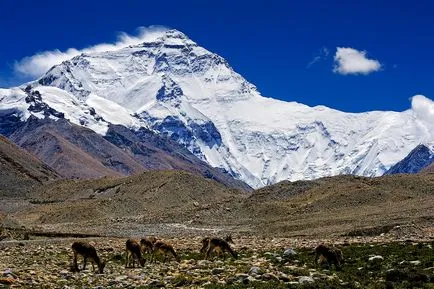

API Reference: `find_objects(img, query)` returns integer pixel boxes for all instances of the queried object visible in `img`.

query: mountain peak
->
[162,29,190,40]
[134,29,196,48]
[385,143,434,175]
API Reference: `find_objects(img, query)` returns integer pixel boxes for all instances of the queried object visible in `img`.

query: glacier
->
[1,29,432,188]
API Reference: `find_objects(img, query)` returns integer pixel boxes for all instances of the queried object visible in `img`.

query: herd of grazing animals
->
[71,236,343,274]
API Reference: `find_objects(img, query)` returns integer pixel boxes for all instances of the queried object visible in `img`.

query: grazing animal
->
[140,236,157,254]
[314,244,344,270]
[152,240,180,262]
[201,235,237,259]
[71,241,105,273]
[125,239,145,268]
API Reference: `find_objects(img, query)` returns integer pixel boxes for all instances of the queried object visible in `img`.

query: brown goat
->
[71,241,105,273]
[152,240,180,262]
[125,239,145,268]
[314,244,344,270]
[201,235,237,259]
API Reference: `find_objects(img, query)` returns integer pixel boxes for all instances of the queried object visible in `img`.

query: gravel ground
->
[1,232,433,288]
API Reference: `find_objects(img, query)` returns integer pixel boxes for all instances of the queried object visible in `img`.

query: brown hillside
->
[4,172,433,239]
[9,117,144,179]
[12,170,245,235]
[242,174,434,237]
[0,135,59,198]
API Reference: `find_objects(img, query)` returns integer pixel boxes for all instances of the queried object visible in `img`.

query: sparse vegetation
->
[0,238,433,288]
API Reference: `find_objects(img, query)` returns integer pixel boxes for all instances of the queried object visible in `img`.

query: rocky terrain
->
[0,235,433,288]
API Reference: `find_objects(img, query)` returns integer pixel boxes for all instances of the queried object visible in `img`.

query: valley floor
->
[0,235,433,288]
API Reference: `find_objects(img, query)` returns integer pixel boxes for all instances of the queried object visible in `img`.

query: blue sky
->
[0,0,433,113]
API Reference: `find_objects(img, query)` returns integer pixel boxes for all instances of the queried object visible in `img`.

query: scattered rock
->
[197,260,212,267]
[261,273,279,281]
[298,276,315,284]
[283,248,297,258]
[211,267,225,275]
[147,279,165,287]
[248,266,263,275]
[2,269,17,279]
[278,272,291,282]
[368,255,384,261]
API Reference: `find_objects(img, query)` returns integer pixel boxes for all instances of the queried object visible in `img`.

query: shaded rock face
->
[25,89,64,119]
[422,162,434,173]
[0,114,22,137]
[152,116,222,150]
[103,125,250,191]
[385,144,434,175]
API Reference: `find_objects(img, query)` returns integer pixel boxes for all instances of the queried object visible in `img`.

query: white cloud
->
[333,47,382,75]
[14,25,169,78]
[307,47,329,68]
[411,95,434,126]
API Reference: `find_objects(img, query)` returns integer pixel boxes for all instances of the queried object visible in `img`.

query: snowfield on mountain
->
[0,29,432,188]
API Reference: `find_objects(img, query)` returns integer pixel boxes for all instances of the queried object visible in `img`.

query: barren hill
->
[0,135,59,198]
[10,170,245,236]
[242,174,434,236]
[3,169,433,238]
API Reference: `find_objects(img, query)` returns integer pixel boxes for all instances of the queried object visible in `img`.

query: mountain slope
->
[242,174,434,236]
[385,144,434,174]
[6,171,434,237]
[0,135,59,197]
[13,170,245,233]
[104,124,251,190]
[9,116,145,179]
[4,109,250,189]
[422,163,434,173]
[1,29,432,188]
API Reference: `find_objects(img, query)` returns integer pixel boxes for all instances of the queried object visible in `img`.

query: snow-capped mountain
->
[385,144,434,174]
[1,29,432,188]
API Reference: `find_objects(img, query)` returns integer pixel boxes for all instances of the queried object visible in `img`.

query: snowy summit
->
[1,29,432,188]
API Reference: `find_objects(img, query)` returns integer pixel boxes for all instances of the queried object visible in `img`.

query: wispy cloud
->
[307,47,329,68]
[333,47,382,75]
[411,95,434,127]
[14,25,169,79]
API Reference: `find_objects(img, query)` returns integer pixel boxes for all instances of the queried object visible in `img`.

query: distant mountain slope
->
[104,124,251,190]
[8,116,251,190]
[9,116,144,179]
[385,144,434,175]
[242,174,434,236]
[7,171,434,237]
[0,135,59,197]
[16,170,245,229]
